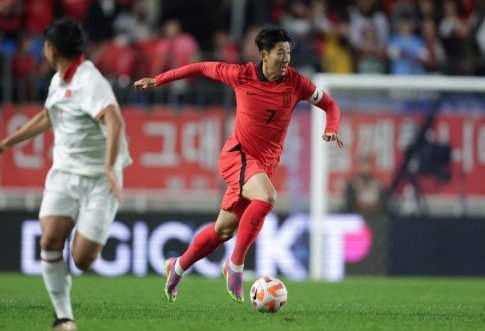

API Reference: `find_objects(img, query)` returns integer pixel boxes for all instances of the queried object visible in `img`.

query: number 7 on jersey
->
[265,109,276,124]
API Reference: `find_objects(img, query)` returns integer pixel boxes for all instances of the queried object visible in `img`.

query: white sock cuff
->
[41,250,63,261]
[174,258,185,276]
[229,260,244,273]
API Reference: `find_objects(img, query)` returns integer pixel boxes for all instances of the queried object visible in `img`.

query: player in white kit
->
[0,18,132,330]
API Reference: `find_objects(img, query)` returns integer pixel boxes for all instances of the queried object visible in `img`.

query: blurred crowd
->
[249,0,485,76]
[2,0,485,105]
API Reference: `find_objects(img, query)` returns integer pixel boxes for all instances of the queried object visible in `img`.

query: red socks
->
[179,223,225,270]
[178,199,273,270]
[231,199,273,265]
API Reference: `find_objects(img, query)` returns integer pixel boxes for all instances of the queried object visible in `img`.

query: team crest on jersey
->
[282,92,291,106]
[65,90,72,98]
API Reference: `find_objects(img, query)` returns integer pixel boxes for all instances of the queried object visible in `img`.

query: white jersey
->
[45,59,132,176]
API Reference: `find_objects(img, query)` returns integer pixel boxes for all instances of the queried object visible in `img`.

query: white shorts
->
[39,168,122,245]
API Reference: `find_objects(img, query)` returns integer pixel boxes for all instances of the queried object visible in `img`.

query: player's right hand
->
[106,169,123,204]
[322,132,344,148]
[134,78,157,90]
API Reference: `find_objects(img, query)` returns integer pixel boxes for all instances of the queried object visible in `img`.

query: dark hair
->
[255,27,293,52]
[44,18,85,59]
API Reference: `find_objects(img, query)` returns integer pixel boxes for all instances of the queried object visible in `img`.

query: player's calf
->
[70,233,104,271]
[71,251,97,271]
[72,258,94,271]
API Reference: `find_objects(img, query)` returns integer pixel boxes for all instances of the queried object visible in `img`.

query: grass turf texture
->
[0,274,484,331]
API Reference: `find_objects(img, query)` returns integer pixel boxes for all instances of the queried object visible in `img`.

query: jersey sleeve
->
[81,74,119,120]
[296,73,316,101]
[293,70,340,133]
[155,62,242,88]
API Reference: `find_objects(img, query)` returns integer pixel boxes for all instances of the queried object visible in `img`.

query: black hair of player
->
[44,18,85,60]
[255,28,293,53]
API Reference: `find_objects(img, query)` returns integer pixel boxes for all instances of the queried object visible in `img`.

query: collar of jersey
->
[62,55,85,83]
[257,62,284,83]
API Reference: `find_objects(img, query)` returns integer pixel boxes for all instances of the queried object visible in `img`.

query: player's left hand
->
[134,78,157,90]
[106,169,123,204]
[322,132,344,148]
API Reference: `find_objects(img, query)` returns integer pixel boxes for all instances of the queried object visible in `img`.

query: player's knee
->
[74,258,94,271]
[215,221,238,240]
[255,190,277,206]
[216,227,237,240]
[40,234,65,251]
[73,255,96,271]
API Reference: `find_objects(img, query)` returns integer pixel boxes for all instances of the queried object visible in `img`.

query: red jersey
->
[155,62,339,169]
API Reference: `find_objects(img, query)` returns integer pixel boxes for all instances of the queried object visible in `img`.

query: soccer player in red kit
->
[134,27,344,303]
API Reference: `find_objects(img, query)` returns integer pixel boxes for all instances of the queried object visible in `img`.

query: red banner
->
[0,104,54,187]
[327,113,485,196]
[1,105,484,197]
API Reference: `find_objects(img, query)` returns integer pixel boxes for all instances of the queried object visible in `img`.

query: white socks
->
[229,260,244,273]
[41,250,74,320]
[174,258,185,276]
[174,258,244,274]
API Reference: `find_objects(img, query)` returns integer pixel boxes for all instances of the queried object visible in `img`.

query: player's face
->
[263,41,291,77]
[43,40,56,69]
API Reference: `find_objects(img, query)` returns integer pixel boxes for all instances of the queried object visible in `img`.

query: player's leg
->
[163,191,243,302]
[218,147,273,302]
[71,172,121,270]
[231,172,275,268]
[70,232,103,271]
[39,170,80,330]
[40,216,77,330]
[177,210,238,272]
[222,173,275,303]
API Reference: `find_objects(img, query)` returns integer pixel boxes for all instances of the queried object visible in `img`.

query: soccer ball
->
[249,276,288,313]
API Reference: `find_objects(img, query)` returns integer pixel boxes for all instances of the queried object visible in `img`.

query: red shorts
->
[218,144,273,212]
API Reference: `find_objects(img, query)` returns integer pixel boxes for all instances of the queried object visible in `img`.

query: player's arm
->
[99,106,123,173]
[99,106,124,204]
[0,108,52,153]
[307,89,344,148]
[134,62,240,90]
[82,76,124,203]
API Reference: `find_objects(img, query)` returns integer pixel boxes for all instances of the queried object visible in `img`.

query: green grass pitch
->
[0,273,484,331]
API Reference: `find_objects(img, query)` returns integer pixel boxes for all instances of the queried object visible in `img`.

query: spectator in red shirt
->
[151,19,200,106]
[0,0,23,41]
[210,29,240,108]
[12,34,36,101]
[25,0,54,36]
[459,0,476,21]
[92,31,137,103]
[60,0,92,23]
[134,26,160,79]
[269,0,287,25]
[422,18,446,73]
[212,30,239,64]
[152,19,200,76]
